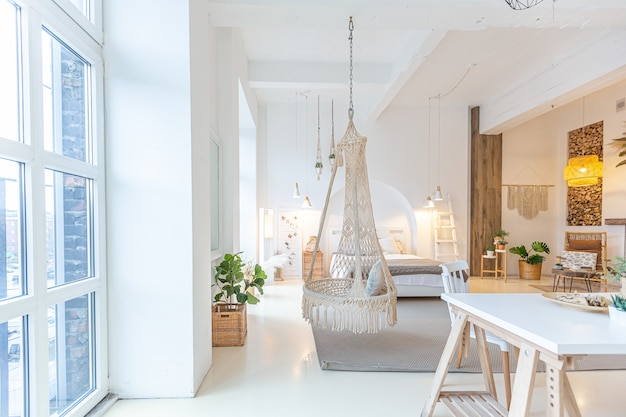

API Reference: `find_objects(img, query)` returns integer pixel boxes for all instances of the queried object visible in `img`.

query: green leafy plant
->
[486,245,495,252]
[606,256,626,282]
[509,241,550,265]
[492,229,509,238]
[214,252,267,306]
[315,161,323,169]
[496,239,508,246]
[610,129,626,168]
[610,294,626,312]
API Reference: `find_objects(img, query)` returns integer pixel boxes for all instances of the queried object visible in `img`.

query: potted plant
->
[212,252,267,346]
[554,262,563,270]
[492,229,509,246]
[606,255,626,296]
[609,294,626,324]
[485,245,495,257]
[495,239,508,250]
[509,241,550,280]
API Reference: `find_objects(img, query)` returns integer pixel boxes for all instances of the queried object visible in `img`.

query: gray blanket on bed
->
[385,258,469,281]
[385,258,443,276]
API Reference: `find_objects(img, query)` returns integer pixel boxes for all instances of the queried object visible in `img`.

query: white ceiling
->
[208,0,626,131]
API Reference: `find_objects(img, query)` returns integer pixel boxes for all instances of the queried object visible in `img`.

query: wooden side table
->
[480,249,507,281]
[303,251,324,280]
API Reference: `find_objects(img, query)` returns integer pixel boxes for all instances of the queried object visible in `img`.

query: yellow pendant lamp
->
[563,155,603,187]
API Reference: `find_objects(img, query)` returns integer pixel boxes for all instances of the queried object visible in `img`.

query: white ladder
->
[434,197,459,262]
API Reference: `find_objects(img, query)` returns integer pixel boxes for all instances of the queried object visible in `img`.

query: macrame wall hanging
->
[503,165,553,220]
[301,17,397,334]
[505,185,550,220]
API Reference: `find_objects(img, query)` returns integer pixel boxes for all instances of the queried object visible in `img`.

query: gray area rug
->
[311,297,626,373]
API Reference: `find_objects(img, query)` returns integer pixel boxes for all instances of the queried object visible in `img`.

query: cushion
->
[379,237,400,254]
[365,260,385,296]
[568,239,602,265]
[561,251,598,269]
[394,239,405,254]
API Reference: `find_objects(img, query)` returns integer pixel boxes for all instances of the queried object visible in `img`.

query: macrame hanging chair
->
[301,17,397,334]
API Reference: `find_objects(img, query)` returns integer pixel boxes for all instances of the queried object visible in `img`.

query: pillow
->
[568,239,602,264]
[365,260,385,296]
[394,239,405,254]
[561,251,598,269]
[568,239,601,251]
[379,237,400,254]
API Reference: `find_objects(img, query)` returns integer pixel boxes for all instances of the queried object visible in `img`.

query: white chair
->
[440,260,512,408]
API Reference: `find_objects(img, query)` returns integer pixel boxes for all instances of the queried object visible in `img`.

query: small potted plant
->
[492,229,509,246]
[212,252,267,346]
[609,294,626,324]
[605,255,626,296]
[485,245,495,257]
[554,262,563,270]
[495,239,508,250]
[509,241,550,280]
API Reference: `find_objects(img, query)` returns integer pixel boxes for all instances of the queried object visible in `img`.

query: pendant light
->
[315,95,323,180]
[433,95,444,201]
[328,100,336,167]
[423,97,435,209]
[563,97,603,187]
[292,91,301,198]
[302,93,312,208]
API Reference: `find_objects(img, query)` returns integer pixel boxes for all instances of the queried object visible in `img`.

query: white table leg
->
[420,311,468,417]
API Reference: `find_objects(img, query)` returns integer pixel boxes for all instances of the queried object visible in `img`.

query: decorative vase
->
[487,250,495,257]
[497,244,505,250]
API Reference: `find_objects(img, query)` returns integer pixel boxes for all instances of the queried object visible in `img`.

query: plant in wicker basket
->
[214,252,267,307]
[509,241,550,280]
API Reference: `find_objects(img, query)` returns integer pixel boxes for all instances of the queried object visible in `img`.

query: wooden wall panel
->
[470,107,502,275]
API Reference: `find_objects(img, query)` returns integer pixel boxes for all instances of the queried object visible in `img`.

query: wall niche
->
[566,121,603,226]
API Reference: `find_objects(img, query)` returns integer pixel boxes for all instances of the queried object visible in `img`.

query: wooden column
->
[470,107,502,276]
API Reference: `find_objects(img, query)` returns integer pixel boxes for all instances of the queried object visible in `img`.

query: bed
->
[326,227,444,297]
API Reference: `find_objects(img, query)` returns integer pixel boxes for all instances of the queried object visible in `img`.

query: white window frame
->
[0,0,107,416]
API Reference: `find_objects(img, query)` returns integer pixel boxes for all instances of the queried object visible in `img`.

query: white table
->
[421,293,626,417]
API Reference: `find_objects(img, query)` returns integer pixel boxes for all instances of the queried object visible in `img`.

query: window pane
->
[0,317,27,417]
[0,159,25,301]
[42,29,91,163]
[68,0,89,18]
[49,294,94,415]
[45,170,93,288]
[0,0,22,142]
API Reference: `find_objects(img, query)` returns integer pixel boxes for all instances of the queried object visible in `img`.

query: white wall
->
[502,79,626,274]
[262,100,470,275]
[105,0,214,398]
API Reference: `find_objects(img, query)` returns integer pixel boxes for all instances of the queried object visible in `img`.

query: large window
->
[0,0,105,416]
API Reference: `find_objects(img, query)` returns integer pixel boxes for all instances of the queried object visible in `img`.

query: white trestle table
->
[420,293,626,417]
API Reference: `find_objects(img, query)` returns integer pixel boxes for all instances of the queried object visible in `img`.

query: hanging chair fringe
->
[302,279,397,333]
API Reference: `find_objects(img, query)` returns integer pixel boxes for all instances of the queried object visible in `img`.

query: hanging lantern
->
[563,155,603,187]
[328,100,336,167]
[315,95,323,180]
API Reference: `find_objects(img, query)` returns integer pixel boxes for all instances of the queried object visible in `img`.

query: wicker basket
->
[212,304,247,347]
[518,260,542,280]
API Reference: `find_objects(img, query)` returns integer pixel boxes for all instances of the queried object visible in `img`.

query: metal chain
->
[348,16,354,119]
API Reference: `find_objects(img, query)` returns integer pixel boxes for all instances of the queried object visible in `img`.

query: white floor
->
[103,277,624,417]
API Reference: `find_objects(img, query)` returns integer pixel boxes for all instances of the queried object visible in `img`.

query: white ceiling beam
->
[367,30,447,121]
[480,30,626,134]
[248,61,390,90]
